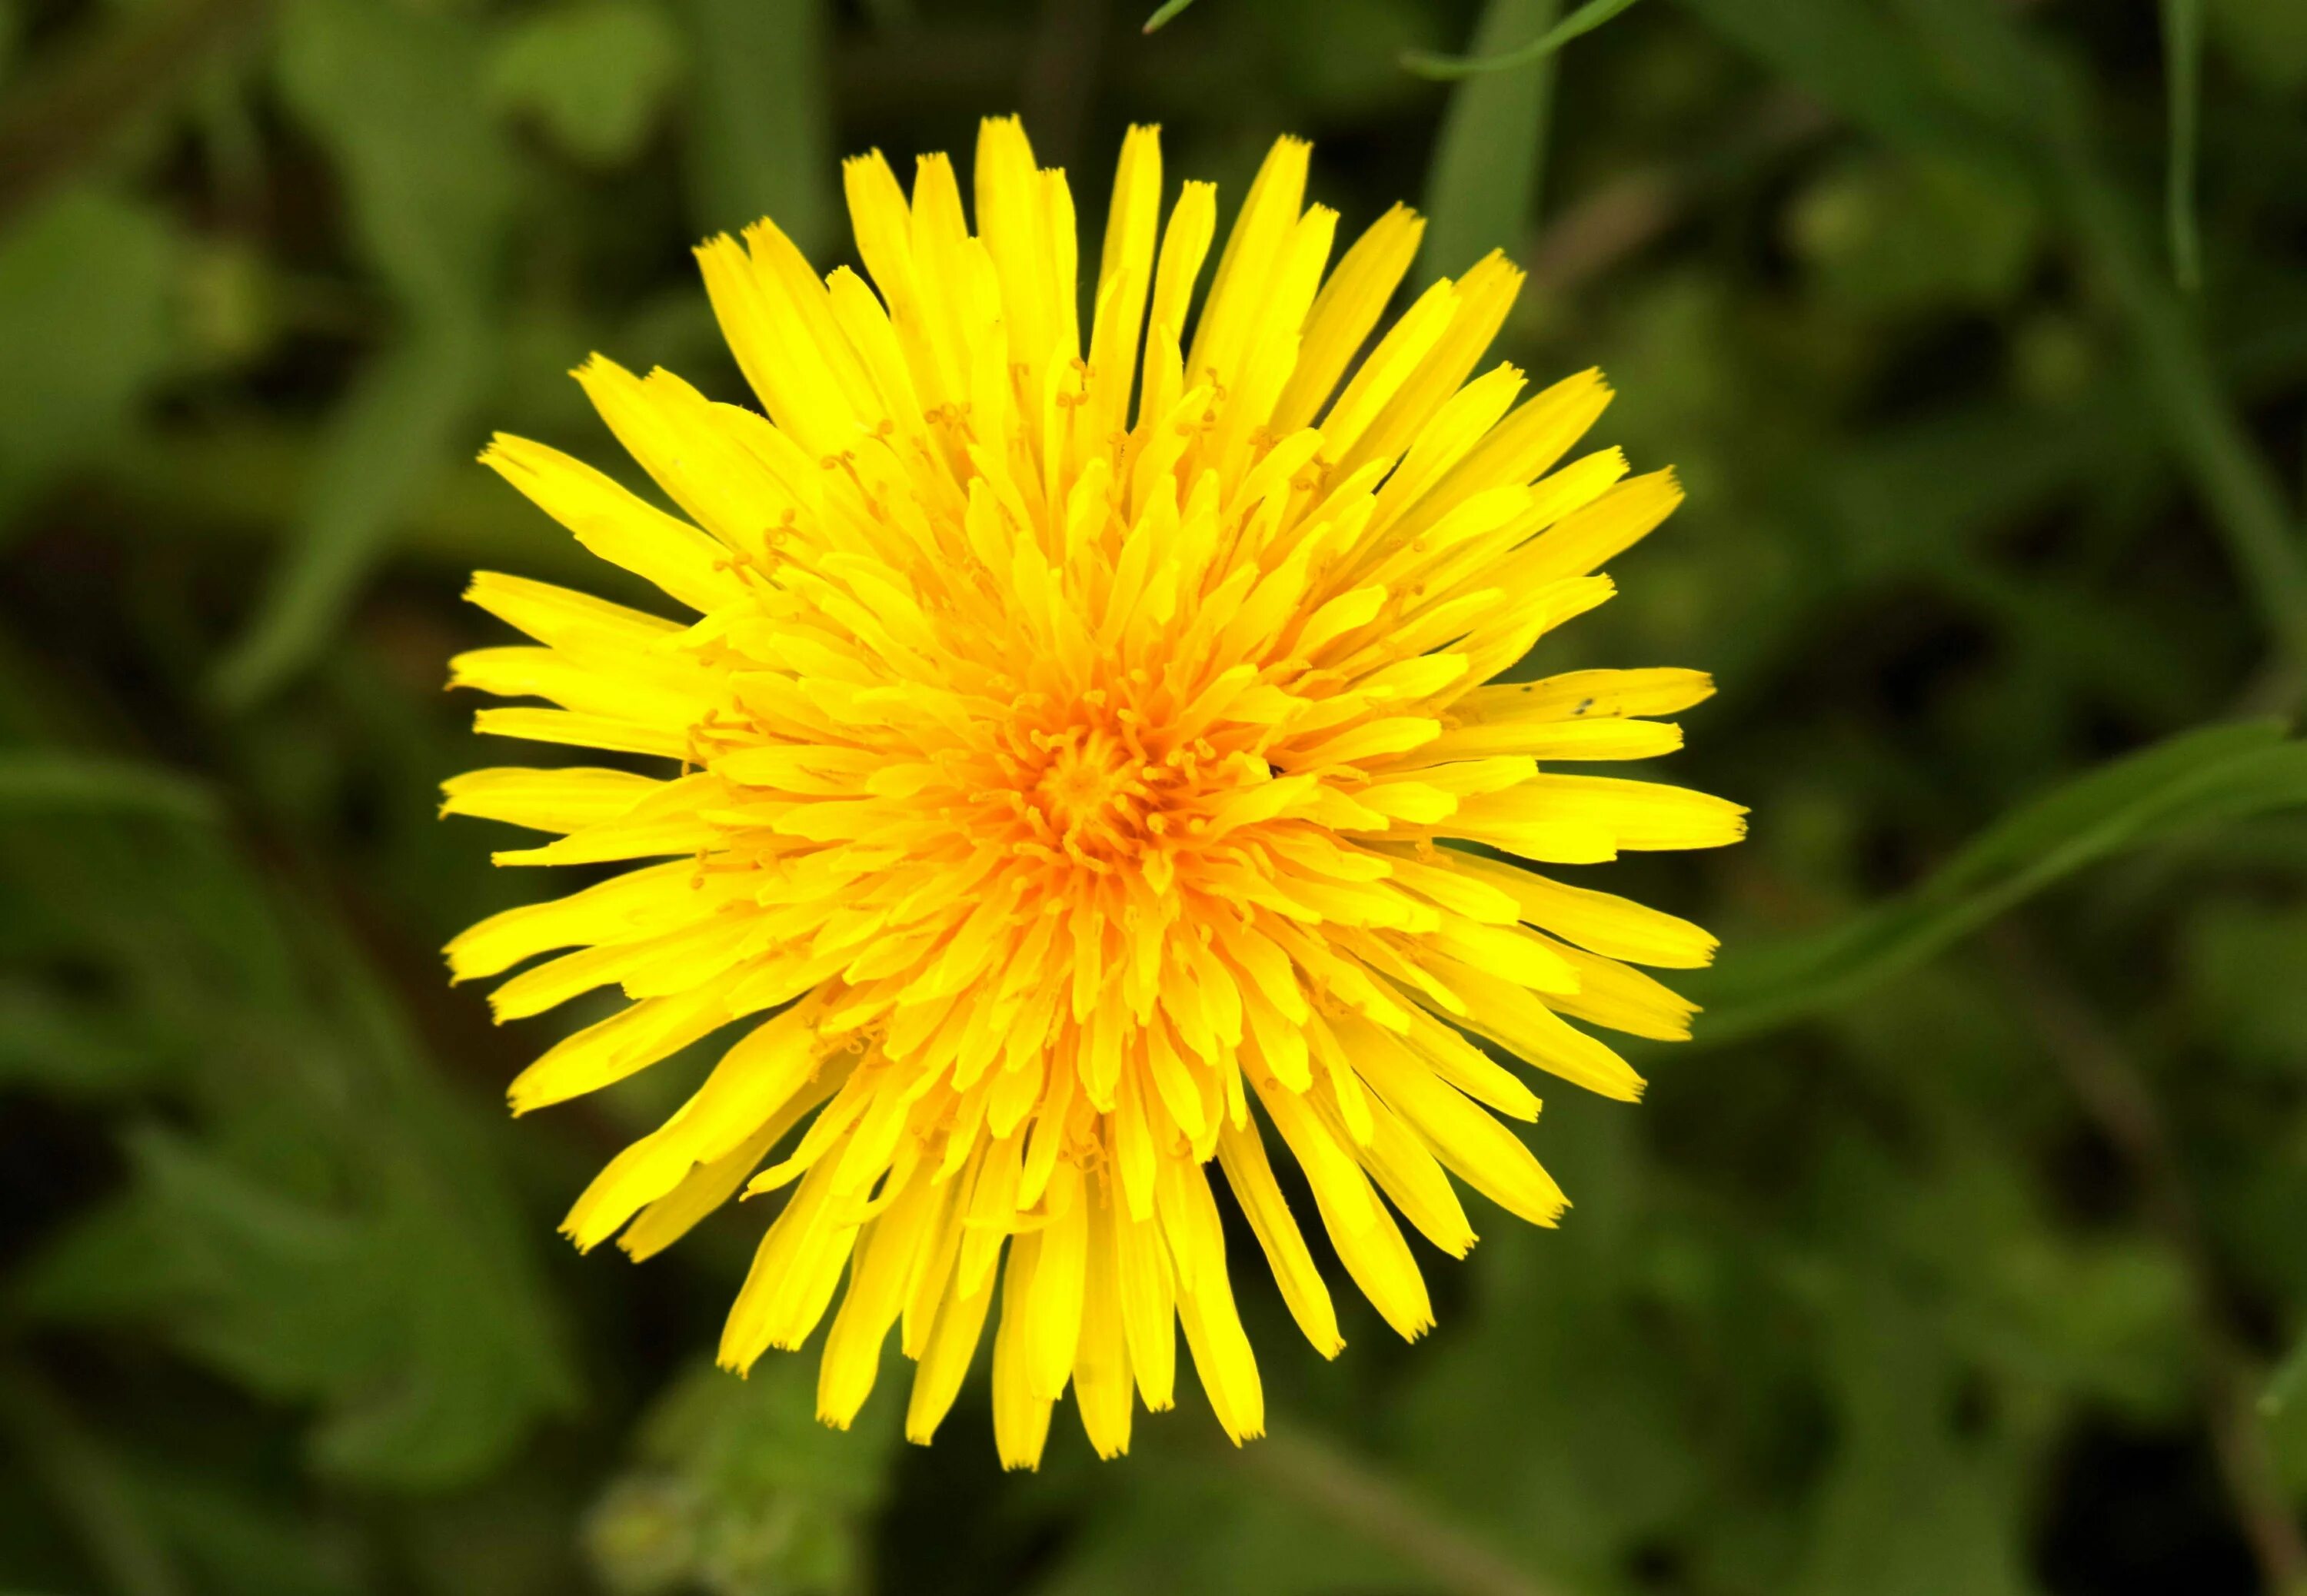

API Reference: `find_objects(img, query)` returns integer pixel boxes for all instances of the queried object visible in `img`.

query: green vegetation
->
[3,1,2306,1591]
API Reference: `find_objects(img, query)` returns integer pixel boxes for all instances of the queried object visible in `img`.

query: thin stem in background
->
[2159,0,2205,293]
[2047,99,2307,687]
[0,1358,190,1596]
[1233,1421,1570,1596]
[1989,923,2307,1596]
[1403,0,1646,80]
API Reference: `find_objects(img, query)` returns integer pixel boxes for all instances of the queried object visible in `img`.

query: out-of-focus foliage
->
[2,1,2306,1594]
[0,191,176,516]
[585,1358,898,1596]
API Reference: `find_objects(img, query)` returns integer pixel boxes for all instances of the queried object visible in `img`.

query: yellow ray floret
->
[442,118,1741,1470]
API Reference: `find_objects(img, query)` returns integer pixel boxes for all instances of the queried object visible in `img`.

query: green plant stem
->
[1233,1422,1566,1596]
[2046,106,2307,679]
[1402,0,1646,79]
[2159,0,2203,292]
[1988,924,2307,1595]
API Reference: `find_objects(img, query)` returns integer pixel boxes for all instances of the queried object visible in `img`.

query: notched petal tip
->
[689,234,744,274]
[475,433,529,475]
[556,1216,614,1257]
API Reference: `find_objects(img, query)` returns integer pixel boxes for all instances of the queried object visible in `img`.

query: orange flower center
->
[1031,725,1145,841]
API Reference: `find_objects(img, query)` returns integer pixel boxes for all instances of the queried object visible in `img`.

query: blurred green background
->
[5,0,2307,1591]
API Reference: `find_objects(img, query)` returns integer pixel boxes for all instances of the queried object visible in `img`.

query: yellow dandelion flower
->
[444,118,1743,1469]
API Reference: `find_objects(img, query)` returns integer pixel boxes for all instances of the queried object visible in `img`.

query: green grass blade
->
[1403,0,1645,79]
[677,0,831,252]
[0,751,221,825]
[2161,0,2204,292]
[207,328,487,710]
[1681,0,2307,675]
[1141,0,1202,34]
[2054,134,2307,673]
[1419,0,1559,281]
[1693,723,2307,1042]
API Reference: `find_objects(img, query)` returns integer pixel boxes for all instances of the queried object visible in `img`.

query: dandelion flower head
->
[444,118,1743,1469]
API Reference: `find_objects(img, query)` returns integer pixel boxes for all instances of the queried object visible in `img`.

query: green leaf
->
[210,0,514,708]
[1681,0,2307,675]
[271,0,513,319]
[0,981,170,1097]
[1795,1274,2036,1596]
[8,810,575,1488]
[207,326,488,710]
[1693,722,2307,1042]
[282,931,580,1487]
[2266,1335,2307,1416]
[487,0,687,170]
[0,750,220,825]
[2162,0,2204,291]
[676,0,831,254]
[585,1359,899,1596]
[1402,0,1646,78]
[25,1053,574,1489]
[1141,0,1203,32]
[0,188,176,514]
[1416,0,1557,281]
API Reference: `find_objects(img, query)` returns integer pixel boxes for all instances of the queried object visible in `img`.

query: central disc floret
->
[1029,723,1150,853]
[997,692,1239,880]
